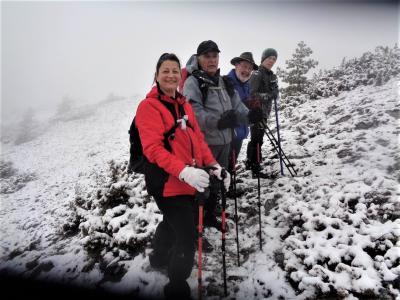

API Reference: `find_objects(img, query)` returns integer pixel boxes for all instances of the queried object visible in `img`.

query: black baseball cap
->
[197,40,220,56]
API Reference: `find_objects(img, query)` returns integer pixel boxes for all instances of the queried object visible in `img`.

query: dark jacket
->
[136,86,217,198]
[227,69,250,140]
[249,65,279,121]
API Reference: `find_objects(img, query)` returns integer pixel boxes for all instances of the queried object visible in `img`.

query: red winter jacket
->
[136,86,217,197]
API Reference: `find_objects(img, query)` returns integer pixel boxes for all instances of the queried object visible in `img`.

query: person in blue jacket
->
[226,52,258,172]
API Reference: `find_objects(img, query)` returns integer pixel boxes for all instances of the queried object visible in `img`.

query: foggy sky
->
[1,0,398,122]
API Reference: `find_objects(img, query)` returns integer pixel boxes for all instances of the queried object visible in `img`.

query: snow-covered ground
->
[1,78,399,300]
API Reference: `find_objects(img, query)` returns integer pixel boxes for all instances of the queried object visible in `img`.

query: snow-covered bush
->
[306,45,400,100]
[65,160,161,262]
[279,45,400,109]
[0,160,37,194]
[269,79,400,299]
[0,160,17,179]
[275,191,399,299]
[280,94,310,111]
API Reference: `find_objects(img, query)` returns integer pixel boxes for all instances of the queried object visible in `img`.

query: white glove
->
[210,164,231,191]
[179,166,210,192]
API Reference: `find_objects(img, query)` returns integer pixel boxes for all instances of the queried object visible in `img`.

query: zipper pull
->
[177,115,189,130]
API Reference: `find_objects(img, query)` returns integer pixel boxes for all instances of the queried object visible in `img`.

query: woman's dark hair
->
[155,53,181,75]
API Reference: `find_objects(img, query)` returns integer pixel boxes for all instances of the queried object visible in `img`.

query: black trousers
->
[152,195,197,284]
[247,124,264,165]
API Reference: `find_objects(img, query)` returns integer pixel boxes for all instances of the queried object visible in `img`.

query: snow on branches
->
[64,160,161,274]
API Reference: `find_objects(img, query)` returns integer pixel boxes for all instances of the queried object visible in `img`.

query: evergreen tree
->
[277,41,318,96]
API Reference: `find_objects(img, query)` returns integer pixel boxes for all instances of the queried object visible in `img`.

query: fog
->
[1,0,398,124]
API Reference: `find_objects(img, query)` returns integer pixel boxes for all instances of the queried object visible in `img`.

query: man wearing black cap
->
[183,41,263,235]
[246,48,279,178]
[226,52,260,172]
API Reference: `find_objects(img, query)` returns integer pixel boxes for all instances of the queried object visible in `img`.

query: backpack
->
[178,67,235,104]
[128,98,191,174]
[177,68,189,94]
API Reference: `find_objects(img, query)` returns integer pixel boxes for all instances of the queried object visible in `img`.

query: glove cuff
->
[178,166,189,181]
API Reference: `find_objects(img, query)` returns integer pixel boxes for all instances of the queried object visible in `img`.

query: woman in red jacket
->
[135,53,230,299]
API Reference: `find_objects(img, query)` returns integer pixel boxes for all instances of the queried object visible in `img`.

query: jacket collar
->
[259,65,274,75]
[146,85,186,105]
[228,69,247,86]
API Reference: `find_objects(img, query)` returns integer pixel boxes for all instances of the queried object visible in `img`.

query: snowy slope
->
[234,78,400,300]
[0,78,399,300]
[0,97,140,285]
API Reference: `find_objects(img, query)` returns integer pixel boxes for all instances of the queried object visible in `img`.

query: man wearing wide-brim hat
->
[226,52,262,174]
[230,52,259,71]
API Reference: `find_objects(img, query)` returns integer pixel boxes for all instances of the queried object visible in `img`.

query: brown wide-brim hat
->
[230,52,258,70]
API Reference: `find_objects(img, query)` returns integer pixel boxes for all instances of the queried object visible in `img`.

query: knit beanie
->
[261,48,278,63]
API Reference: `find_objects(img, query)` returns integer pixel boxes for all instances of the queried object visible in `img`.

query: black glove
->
[248,107,263,124]
[217,109,237,130]
[271,79,279,99]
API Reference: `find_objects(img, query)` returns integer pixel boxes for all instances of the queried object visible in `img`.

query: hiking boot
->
[164,280,192,300]
[245,160,252,170]
[250,162,275,179]
[204,213,230,233]
[252,170,271,179]
[204,214,222,231]
[246,160,266,175]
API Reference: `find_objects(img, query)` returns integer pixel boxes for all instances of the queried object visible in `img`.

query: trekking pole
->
[231,150,240,266]
[273,95,284,176]
[263,128,295,177]
[196,188,209,300]
[256,141,262,251]
[220,169,228,296]
[261,121,297,177]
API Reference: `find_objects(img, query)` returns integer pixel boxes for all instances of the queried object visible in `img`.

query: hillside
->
[1,77,399,299]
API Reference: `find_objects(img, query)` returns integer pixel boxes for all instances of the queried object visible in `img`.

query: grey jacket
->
[249,65,279,121]
[183,54,249,146]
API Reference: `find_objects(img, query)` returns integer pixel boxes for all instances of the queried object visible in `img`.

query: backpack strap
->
[222,75,235,97]
[190,70,217,105]
[157,97,193,151]
[128,96,193,174]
